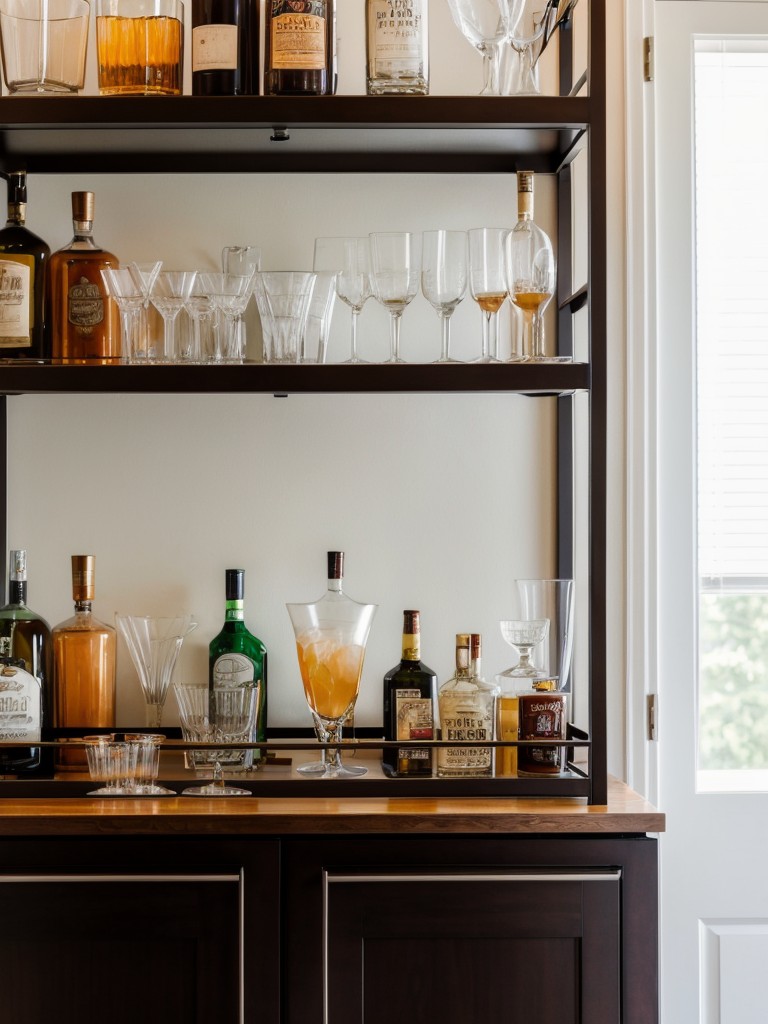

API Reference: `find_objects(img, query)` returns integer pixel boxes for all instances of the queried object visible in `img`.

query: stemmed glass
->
[286,591,376,780]
[184,277,217,362]
[128,260,162,360]
[198,272,254,363]
[175,684,259,797]
[313,237,372,364]
[116,614,198,728]
[421,230,468,363]
[447,0,508,96]
[150,270,198,362]
[369,231,421,364]
[468,227,507,362]
[100,268,145,362]
[498,618,550,678]
[501,0,546,95]
[505,203,557,361]
[222,245,261,360]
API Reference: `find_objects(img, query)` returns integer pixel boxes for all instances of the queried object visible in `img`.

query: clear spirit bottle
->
[437,633,497,778]
[366,0,429,95]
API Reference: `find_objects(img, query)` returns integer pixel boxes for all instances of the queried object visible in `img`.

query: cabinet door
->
[324,869,621,1024]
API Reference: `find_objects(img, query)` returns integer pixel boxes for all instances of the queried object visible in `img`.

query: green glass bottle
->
[209,569,267,765]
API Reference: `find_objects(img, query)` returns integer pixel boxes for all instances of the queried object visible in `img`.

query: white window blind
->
[695,45,768,586]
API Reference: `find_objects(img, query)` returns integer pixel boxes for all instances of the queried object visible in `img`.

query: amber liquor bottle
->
[0,171,50,360]
[382,610,437,777]
[52,556,116,770]
[47,191,120,362]
[0,550,54,776]
[264,0,335,95]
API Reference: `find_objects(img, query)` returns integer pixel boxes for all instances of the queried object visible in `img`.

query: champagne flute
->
[368,231,421,364]
[468,227,507,363]
[447,0,508,96]
[421,230,468,363]
[313,236,372,364]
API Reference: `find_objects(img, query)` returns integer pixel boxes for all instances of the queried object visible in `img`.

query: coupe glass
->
[468,227,507,362]
[313,236,372,364]
[369,231,421,364]
[505,210,557,361]
[501,0,546,95]
[177,685,259,797]
[421,230,468,363]
[150,270,198,362]
[498,618,550,678]
[447,0,507,95]
[286,587,376,780]
[100,267,145,362]
[222,245,261,359]
[116,613,198,728]
[198,272,254,363]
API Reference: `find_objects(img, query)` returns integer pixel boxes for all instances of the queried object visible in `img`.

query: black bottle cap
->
[327,551,344,580]
[7,171,26,206]
[225,569,244,601]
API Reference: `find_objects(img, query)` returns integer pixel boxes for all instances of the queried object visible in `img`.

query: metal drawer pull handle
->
[325,871,622,884]
[0,874,240,884]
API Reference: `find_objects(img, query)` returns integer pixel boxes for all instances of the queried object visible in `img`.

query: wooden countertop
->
[0,777,664,837]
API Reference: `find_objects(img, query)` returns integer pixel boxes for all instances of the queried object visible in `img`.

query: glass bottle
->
[47,191,120,363]
[382,609,437,777]
[437,633,497,778]
[0,549,54,776]
[264,0,336,96]
[366,0,429,95]
[505,170,557,362]
[52,555,116,770]
[192,0,258,95]
[209,568,267,768]
[0,172,51,361]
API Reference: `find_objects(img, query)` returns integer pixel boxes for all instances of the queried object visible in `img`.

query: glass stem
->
[350,308,360,361]
[162,313,177,362]
[481,310,491,361]
[389,310,403,362]
[532,313,545,360]
[439,311,452,361]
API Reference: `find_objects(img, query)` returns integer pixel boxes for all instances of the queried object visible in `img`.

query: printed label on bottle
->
[68,276,104,329]
[0,663,41,743]
[395,689,433,744]
[213,653,256,688]
[518,692,566,775]
[0,257,31,347]
[270,1,326,70]
[369,0,425,70]
[437,692,494,775]
[192,23,238,71]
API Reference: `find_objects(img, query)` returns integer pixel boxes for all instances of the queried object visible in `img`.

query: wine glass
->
[150,270,198,362]
[505,207,557,361]
[176,684,259,797]
[446,0,508,96]
[501,0,547,95]
[286,592,376,779]
[421,230,468,363]
[498,618,550,678]
[313,237,372,364]
[100,267,145,362]
[116,614,198,728]
[468,227,507,362]
[222,245,261,360]
[368,231,421,364]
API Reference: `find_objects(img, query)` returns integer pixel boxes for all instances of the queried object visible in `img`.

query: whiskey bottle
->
[0,550,54,776]
[264,0,336,96]
[366,0,429,95]
[52,555,116,770]
[382,609,437,777]
[437,633,496,778]
[47,191,120,362]
[192,0,258,95]
[0,171,50,360]
[209,569,267,767]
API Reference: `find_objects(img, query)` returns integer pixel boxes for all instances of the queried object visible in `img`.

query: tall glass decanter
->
[287,551,376,779]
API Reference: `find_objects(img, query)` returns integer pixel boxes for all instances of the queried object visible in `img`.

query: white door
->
[655,3,768,1022]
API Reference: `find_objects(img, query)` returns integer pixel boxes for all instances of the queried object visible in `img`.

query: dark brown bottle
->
[382,610,437,777]
[264,0,335,96]
[192,0,258,95]
[0,172,50,361]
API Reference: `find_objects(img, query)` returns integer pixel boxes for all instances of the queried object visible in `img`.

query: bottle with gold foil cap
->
[382,609,437,777]
[47,191,120,363]
[52,555,116,770]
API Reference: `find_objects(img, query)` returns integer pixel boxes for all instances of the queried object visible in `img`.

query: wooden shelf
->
[0,95,588,174]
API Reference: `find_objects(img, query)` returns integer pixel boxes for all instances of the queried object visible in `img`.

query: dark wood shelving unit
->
[0,0,607,803]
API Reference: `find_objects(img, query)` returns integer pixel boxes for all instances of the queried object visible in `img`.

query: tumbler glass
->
[253,271,316,364]
[0,0,89,94]
[96,0,183,95]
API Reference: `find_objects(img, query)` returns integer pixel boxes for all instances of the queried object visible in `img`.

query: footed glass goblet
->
[178,685,259,797]
[116,614,197,728]
[498,618,550,678]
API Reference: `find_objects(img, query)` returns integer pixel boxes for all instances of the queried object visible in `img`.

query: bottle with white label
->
[382,610,437,777]
[0,172,50,360]
[437,633,497,778]
[191,0,257,95]
[366,0,429,95]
